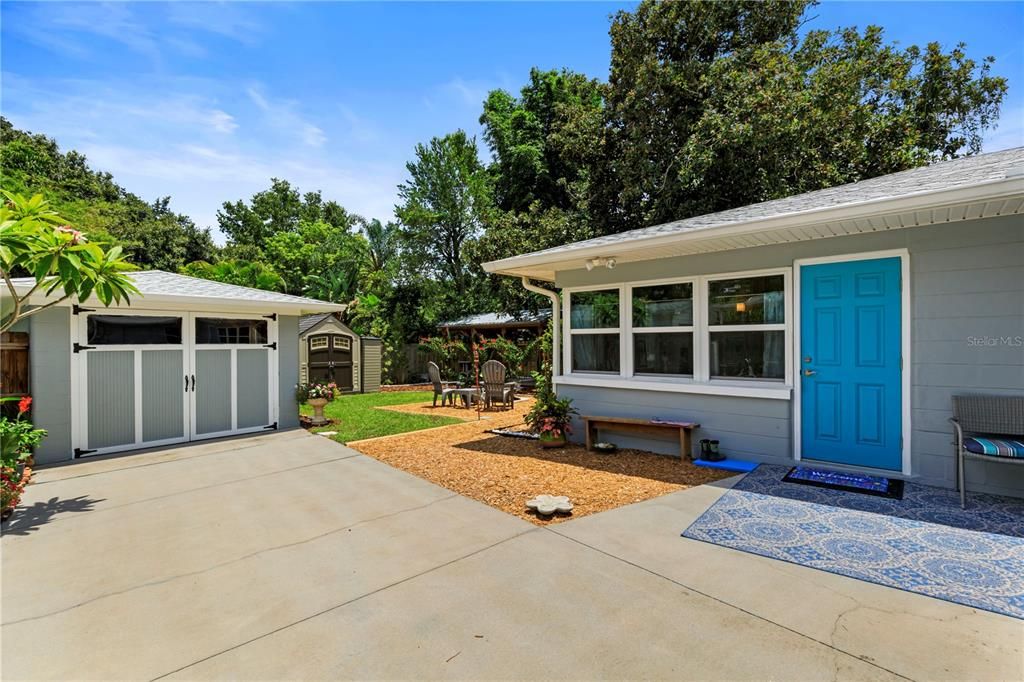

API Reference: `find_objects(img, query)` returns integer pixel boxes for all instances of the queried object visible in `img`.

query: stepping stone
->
[526,495,573,516]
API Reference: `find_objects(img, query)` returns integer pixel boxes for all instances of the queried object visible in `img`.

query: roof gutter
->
[483,174,1024,277]
[520,276,560,378]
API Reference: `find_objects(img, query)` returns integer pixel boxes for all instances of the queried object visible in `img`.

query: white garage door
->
[75,311,278,457]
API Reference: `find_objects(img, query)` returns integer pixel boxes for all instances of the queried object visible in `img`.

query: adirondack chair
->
[481,360,514,411]
[427,361,457,407]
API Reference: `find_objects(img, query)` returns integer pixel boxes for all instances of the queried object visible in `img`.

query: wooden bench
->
[583,416,700,460]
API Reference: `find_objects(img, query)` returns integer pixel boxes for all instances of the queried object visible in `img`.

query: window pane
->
[633,332,693,376]
[633,283,693,327]
[710,330,785,380]
[88,316,182,345]
[571,334,620,372]
[708,275,785,325]
[570,290,619,329]
[195,318,269,345]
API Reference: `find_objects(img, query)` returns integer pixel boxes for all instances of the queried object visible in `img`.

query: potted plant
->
[0,396,46,521]
[524,373,578,448]
[295,382,338,426]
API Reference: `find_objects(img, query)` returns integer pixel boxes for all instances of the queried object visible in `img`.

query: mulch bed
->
[350,400,735,525]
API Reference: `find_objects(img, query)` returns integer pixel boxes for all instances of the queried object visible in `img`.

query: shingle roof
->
[299,313,333,335]
[11,270,345,313]
[438,310,552,329]
[489,147,1024,265]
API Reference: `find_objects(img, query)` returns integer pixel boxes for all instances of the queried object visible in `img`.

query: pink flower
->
[56,225,85,244]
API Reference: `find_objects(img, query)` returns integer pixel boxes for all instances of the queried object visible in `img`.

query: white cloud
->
[3,73,401,242]
[246,84,327,148]
[983,103,1024,152]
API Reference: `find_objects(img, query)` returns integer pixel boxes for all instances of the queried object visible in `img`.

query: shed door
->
[190,315,277,440]
[77,313,189,456]
[308,333,353,391]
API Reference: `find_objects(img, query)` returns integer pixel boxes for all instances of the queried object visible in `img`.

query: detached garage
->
[8,271,345,465]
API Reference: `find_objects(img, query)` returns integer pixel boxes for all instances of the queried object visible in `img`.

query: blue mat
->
[683,464,1024,619]
[693,458,758,473]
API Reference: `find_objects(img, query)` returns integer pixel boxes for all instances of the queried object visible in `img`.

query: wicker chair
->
[950,395,1024,508]
[427,361,458,407]
[481,360,513,411]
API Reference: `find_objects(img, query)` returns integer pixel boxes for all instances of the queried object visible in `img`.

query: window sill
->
[553,374,792,400]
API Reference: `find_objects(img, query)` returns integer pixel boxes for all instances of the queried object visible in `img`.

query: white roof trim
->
[484,170,1024,281]
[5,270,346,315]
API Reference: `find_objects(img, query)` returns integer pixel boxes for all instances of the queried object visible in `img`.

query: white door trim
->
[792,249,912,476]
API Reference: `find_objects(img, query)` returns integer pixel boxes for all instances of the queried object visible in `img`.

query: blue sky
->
[2,1,1022,242]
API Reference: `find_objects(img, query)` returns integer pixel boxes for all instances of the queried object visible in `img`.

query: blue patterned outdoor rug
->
[683,465,1024,619]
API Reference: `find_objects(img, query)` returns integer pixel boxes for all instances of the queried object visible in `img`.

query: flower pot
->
[539,432,567,448]
[307,398,330,426]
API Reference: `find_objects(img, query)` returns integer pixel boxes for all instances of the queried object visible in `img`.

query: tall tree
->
[592,0,1008,233]
[217,179,359,248]
[395,130,491,298]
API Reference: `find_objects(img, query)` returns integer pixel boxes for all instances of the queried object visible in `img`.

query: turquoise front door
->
[800,257,903,471]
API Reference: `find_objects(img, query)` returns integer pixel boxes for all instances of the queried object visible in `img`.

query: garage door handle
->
[191,375,195,392]
[184,375,188,393]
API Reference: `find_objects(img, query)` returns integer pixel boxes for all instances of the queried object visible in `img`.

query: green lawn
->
[301,390,461,443]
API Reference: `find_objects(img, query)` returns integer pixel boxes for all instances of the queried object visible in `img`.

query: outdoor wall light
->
[735,301,747,312]
[585,257,617,271]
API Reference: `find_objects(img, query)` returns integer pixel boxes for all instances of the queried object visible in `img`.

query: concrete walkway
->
[2,431,1020,680]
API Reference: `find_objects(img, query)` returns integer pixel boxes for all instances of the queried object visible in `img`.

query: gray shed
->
[298,313,381,393]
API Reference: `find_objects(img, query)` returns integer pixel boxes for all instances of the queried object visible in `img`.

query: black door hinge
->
[74,447,97,458]
[263,313,277,321]
[72,304,96,315]
[73,343,96,353]
[264,422,278,430]
[263,342,277,350]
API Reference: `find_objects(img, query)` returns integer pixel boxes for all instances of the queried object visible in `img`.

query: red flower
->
[17,396,31,415]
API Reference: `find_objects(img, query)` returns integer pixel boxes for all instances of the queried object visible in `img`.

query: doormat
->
[783,466,904,499]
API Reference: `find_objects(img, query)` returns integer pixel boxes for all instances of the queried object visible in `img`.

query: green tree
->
[395,130,491,298]
[1,192,139,332]
[179,259,285,292]
[0,118,217,271]
[591,0,1008,234]
[217,179,359,248]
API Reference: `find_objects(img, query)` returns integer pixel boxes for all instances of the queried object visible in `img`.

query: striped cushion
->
[963,436,1024,458]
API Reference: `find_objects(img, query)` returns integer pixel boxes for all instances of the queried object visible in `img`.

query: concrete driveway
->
[2,430,1020,680]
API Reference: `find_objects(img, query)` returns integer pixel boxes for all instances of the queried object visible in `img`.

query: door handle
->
[191,375,195,391]
[802,369,817,376]
[185,375,189,393]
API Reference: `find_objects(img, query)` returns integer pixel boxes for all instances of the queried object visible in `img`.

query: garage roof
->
[483,147,1024,281]
[10,270,346,314]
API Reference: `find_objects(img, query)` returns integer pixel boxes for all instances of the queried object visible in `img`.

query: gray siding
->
[29,307,72,465]
[361,339,382,393]
[556,214,1024,496]
[278,315,300,429]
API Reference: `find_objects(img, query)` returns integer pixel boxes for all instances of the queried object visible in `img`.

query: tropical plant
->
[1,465,29,518]
[418,336,467,377]
[524,371,578,441]
[0,192,140,332]
[476,335,539,378]
[0,396,46,468]
[179,259,285,292]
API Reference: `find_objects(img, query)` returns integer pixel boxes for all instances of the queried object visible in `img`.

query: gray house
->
[484,148,1024,497]
[6,271,344,465]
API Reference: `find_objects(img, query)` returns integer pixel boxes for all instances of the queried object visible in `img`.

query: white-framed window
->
[706,273,787,382]
[563,268,791,393]
[309,335,329,351]
[567,287,621,374]
[629,280,694,377]
[333,335,351,351]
